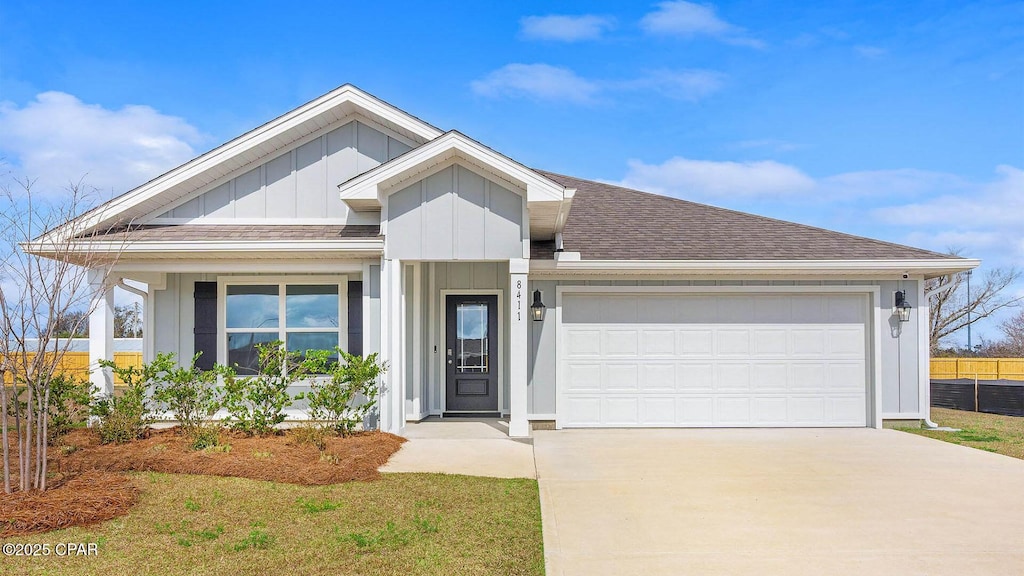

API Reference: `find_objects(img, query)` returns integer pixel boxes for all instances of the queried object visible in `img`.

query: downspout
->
[115,278,148,360]
[922,281,941,429]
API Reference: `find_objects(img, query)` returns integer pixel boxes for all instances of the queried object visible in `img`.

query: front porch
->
[380,259,532,437]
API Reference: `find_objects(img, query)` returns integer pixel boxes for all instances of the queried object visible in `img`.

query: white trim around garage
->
[554,284,884,430]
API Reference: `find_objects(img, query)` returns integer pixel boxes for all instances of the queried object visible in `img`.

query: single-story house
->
[30,85,977,437]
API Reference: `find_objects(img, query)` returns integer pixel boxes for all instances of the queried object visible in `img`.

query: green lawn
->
[900,407,1024,459]
[4,473,545,576]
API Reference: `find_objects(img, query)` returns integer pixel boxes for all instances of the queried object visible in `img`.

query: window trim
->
[217,275,348,371]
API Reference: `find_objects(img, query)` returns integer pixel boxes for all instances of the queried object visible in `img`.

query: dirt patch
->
[57,427,407,485]
[1,427,405,537]
[0,470,139,537]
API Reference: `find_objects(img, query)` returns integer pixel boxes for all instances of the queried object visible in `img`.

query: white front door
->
[559,292,870,427]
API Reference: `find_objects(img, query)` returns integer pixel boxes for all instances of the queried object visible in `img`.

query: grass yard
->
[900,407,1024,459]
[3,472,545,576]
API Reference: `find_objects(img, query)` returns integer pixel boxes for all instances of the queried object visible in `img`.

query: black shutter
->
[194,282,218,370]
[347,281,363,357]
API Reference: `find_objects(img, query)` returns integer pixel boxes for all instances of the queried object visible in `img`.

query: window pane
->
[456,303,488,373]
[228,332,279,375]
[226,285,279,329]
[286,285,339,328]
[287,332,339,363]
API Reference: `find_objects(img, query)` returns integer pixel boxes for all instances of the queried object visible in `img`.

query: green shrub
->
[92,354,169,443]
[46,373,92,441]
[299,349,385,436]
[221,341,302,435]
[151,352,222,443]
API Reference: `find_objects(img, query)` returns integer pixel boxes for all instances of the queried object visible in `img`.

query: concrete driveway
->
[533,428,1024,576]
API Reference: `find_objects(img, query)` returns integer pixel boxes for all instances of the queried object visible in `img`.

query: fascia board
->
[23,239,385,255]
[544,258,980,276]
[40,85,442,244]
[338,132,565,206]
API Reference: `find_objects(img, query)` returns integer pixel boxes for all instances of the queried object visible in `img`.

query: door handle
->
[447,360,453,365]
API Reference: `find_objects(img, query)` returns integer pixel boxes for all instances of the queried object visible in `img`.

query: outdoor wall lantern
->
[530,290,547,321]
[893,290,912,323]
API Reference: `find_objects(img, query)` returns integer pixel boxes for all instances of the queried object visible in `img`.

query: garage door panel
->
[560,293,869,428]
[678,397,714,425]
[566,397,602,426]
[604,364,639,391]
[790,397,826,423]
[717,330,751,355]
[640,397,677,425]
[603,396,639,425]
[603,330,638,357]
[752,397,789,425]
[828,362,866,391]
[566,363,601,392]
[716,397,752,425]
[828,328,865,355]
[831,397,867,425]
[752,363,788,392]
[642,329,676,356]
[566,329,602,357]
[791,363,826,389]
[677,363,714,391]
[679,329,714,355]
[716,363,751,391]
[641,363,676,392]
[752,329,788,355]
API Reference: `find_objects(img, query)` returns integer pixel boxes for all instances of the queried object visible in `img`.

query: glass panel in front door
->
[456,303,488,373]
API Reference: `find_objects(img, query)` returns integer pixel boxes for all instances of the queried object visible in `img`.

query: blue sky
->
[1,1,1021,344]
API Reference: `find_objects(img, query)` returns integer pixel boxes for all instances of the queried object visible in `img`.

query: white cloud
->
[472,65,725,104]
[818,168,969,200]
[617,157,815,198]
[0,91,203,196]
[640,1,764,48]
[871,165,1024,229]
[470,64,599,104]
[520,14,614,42]
[854,45,887,59]
[619,69,726,101]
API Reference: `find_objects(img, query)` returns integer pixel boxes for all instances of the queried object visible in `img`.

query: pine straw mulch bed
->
[1,427,406,538]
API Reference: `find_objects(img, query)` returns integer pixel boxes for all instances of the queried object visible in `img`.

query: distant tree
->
[114,303,142,338]
[927,250,1021,353]
[0,176,128,493]
[54,309,89,338]
[994,310,1024,357]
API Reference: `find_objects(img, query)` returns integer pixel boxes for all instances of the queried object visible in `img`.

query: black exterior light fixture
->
[894,290,912,323]
[530,289,547,321]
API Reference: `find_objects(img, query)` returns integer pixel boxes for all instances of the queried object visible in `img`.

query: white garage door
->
[559,292,869,427]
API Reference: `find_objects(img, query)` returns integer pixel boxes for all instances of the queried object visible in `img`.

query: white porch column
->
[87,269,115,398]
[380,258,405,434]
[508,258,530,437]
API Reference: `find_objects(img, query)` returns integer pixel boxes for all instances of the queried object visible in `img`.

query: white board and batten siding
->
[558,292,871,428]
[151,121,411,223]
[385,164,526,261]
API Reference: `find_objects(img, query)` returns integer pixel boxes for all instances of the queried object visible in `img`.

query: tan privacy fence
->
[931,358,1024,381]
[3,352,143,385]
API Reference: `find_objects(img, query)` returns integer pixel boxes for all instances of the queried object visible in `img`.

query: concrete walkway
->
[534,428,1024,576]
[379,418,536,479]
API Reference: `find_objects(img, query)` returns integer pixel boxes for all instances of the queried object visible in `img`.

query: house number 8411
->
[516,280,522,321]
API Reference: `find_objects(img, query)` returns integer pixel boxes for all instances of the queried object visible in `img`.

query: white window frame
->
[217,275,349,370]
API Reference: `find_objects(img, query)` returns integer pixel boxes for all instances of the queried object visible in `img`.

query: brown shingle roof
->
[538,171,953,261]
[81,224,380,242]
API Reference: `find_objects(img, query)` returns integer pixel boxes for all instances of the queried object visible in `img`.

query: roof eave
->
[531,258,979,278]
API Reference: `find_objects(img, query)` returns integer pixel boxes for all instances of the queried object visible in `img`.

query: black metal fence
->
[931,379,1024,417]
